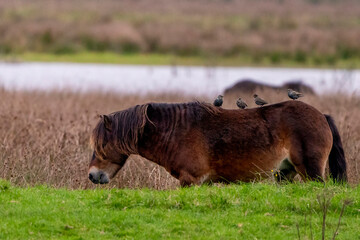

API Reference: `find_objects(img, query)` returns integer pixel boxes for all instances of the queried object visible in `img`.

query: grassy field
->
[1,0,360,67]
[0,180,359,239]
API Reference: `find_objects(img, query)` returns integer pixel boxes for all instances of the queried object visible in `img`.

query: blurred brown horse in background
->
[88,101,347,186]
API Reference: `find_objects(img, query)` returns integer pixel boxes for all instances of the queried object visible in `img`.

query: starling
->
[287,89,303,100]
[213,95,224,107]
[253,94,268,107]
[236,97,247,109]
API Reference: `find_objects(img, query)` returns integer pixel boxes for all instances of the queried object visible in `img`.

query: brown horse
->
[88,101,347,186]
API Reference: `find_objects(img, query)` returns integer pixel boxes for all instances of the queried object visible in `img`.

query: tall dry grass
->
[0,88,359,189]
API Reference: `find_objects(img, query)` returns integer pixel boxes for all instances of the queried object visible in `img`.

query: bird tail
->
[295,91,303,97]
[325,114,347,183]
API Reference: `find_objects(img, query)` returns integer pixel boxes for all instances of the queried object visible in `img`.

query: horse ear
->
[103,115,112,131]
[146,104,155,120]
[145,104,157,126]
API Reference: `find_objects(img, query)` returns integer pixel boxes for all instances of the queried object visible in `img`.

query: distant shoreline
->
[1,52,359,69]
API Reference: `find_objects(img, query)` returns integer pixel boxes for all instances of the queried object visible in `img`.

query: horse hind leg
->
[179,170,213,187]
[179,170,197,187]
[276,158,297,183]
[289,147,326,182]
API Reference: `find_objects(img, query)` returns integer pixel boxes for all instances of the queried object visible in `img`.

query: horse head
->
[88,105,148,184]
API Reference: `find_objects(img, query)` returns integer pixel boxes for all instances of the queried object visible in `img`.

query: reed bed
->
[1,0,360,63]
[0,88,359,189]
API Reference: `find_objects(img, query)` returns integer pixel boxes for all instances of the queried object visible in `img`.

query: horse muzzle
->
[88,170,109,184]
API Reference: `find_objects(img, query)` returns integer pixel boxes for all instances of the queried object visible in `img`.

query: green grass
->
[2,52,360,68]
[0,180,359,239]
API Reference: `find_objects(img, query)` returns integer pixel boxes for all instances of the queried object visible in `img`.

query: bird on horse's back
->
[88,100,347,186]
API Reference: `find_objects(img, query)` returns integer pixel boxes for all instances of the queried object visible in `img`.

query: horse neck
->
[137,103,198,167]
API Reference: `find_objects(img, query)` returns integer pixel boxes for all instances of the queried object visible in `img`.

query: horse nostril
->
[89,173,94,181]
[99,173,104,181]
[98,172,109,184]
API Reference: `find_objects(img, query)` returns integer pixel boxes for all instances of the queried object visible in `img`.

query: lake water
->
[0,62,359,96]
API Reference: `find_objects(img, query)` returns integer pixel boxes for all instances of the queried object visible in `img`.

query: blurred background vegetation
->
[0,0,359,67]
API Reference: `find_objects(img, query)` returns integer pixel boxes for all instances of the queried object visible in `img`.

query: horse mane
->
[91,104,149,157]
[91,101,219,157]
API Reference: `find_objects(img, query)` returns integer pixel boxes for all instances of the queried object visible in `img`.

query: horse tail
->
[324,114,347,183]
